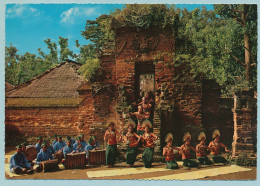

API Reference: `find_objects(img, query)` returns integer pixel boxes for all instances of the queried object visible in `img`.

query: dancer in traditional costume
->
[9,145,34,174]
[104,121,122,168]
[142,120,158,168]
[208,129,230,164]
[196,132,212,165]
[129,105,150,135]
[180,132,199,168]
[163,133,180,169]
[123,120,141,167]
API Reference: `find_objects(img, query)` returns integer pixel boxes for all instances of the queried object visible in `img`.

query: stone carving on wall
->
[131,35,159,54]
[115,37,127,56]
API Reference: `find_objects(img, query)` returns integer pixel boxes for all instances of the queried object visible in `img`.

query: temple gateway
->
[5,26,256,159]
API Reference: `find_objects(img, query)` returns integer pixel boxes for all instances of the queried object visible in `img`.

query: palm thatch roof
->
[6,60,84,98]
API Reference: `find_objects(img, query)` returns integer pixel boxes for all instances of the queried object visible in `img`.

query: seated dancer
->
[196,132,213,165]
[180,132,199,168]
[104,121,122,168]
[53,136,66,152]
[36,142,53,165]
[9,144,34,174]
[79,134,88,149]
[63,137,76,156]
[85,137,99,161]
[129,105,150,135]
[163,133,180,169]
[142,120,158,168]
[52,134,58,147]
[208,129,231,164]
[73,137,84,153]
[123,120,141,167]
[35,136,43,153]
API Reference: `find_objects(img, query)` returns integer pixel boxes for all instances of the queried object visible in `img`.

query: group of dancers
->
[105,119,231,170]
[9,119,230,175]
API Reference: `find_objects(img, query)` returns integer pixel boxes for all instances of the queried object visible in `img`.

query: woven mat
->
[87,161,183,178]
[145,165,252,180]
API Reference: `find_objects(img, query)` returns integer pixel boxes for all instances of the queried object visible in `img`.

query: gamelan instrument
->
[64,152,86,169]
[25,146,37,162]
[88,149,106,165]
[39,159,59,172]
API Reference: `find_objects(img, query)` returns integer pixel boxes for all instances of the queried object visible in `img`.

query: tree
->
[75,40,97,64]
[38,36,76,64]
[214,4,257,85]
[5,44,20,85]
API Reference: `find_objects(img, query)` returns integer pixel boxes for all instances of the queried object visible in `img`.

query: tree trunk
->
[244,34,251,84]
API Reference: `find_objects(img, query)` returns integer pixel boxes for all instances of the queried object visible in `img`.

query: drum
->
[40,159,59,172]
[54,151,64,163]
[25,146,37,162]
[88,149,106,165]
[64,152,86,169]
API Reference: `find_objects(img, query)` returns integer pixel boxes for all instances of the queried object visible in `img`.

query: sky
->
[5,4,214,56]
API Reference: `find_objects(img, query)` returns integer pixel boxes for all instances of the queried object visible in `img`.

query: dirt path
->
[6,161,256,180]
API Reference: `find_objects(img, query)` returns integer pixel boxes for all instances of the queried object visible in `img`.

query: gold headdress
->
[212,129,220,139]
[142,120,152,129]
[165,133,173,143]
[183,132,191,142]
[126,119,136,129]
[106,120,116,127]
[198,132,206,141]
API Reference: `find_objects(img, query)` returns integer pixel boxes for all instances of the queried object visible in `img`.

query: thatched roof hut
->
[6,60,85,107]
[5,82,14,92]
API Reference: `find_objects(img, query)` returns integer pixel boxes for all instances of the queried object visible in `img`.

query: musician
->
[9,145,34,174]
[52,134,58,147]
[63,137,76,156]
[123,120,141,167]
[163,133,180,169]
[208,129,230,164]
[179,132,199,168]
[104,121,122,168]
[45,140,55,156]
[35,136,43,153]
[196,132,213,165]
[129,105,150,136]
[53,136,66,152]
[36,143,53,165]
[21,142,27,154]
[73,137,84,152]
[67,136,75,146]
[90,135,100,148]
[79,134,88,149]
[85,137,99,160]
[142,120,158,168]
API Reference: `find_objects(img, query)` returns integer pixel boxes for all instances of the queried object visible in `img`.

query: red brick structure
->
[5,27,256,157]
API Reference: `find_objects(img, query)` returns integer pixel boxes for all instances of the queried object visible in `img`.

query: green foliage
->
[112,4,178,30]
[81,14,115,50]
[78,58,100,82]
[75,41,97,64]
[38,36,76,64]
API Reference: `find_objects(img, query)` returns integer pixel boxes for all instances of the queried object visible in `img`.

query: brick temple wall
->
[5,107,80,137]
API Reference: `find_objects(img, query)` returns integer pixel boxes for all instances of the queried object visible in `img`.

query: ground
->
[5,149,256,180]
